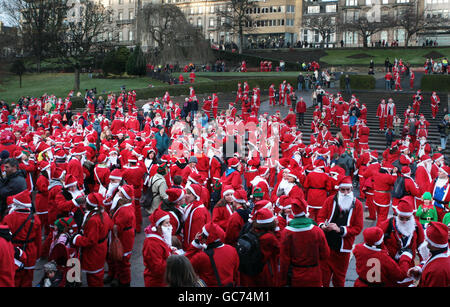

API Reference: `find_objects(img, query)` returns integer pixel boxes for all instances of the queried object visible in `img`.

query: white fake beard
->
[161,225,173,246]
[106,182,120,199]
[111,193,122,211]
[278,179,294,195]
[395,215,416,237]
[109,156,118,165]
[293,153,301,165]
[338,191,354,211]
[70,189,83,199]
[436,177,448,188]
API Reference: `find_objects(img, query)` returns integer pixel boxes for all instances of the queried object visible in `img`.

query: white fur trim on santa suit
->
[12,199,32,208]
[222,188,235,197]
[109,175,122,181]
[64,181,77,189]
[396,210,413,217]
[175,190,185,203]
[155,214,170,228]
[202,225,209,237]
[86,196,98,208]
[425,233,449,249]
[256,216,275,224]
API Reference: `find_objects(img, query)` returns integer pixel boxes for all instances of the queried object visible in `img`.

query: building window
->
[346,0,356,5]
[396,0,409,3]
[209,18,214,27]
[287,5,295,13]
[119,31,123,41]
[129,30,133,41]
[118,11,123,20]
[210,5,214,13]
[326,4,336,12]
[366,0,371,5]
[197,17,202,27]
[307,6,320,13]
[198,6,203,14]
[119,0,123,4]
[129,10,134,20]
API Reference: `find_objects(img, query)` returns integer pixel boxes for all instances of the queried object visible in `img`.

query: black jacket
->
[0,170,28,216]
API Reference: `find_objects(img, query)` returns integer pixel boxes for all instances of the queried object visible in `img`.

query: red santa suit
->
[416,118,430,138]
[107,191,136,286]
[430,92,440,119]
[182,185,211,249]
[121,163,145,233]
[353,227,409,287]
[2,192,42,288]
[386,101,396,129]
[303,163,331,222]
[185,222,240,287]
[72,196,113,287]
[317,180,364,287]
[377,101,388,130]
[416,222,450,287]
[279,198,330,287]
[0,225,17,287]
[372,164,397,226]
[142,226,172,287]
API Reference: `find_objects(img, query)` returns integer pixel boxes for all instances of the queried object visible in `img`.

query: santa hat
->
[71,145,86,156]
[290,197,307,217]
[395,199,414,217]
[127,155,138,164]
[36,142,51,154]
[363,227,384,247]
[38,160,51,172]
[86,193,104,208]
[201,222,225,245]
[285,168,300,181]
[425,222,449,249]
[221,185,235,198]
[253,208,275,225]
[97,154,107,164]
[420,155,431,163]
[381,161,393,170]
[109,169,123,181]
[401,166,411,175]
[339,176,353,188]
[432,153,444,161]
[64,174,78,189]
[54,146,67,159]
[166,188,185,203]
[440,166,450,176]
[313,159,325,170]
[188,172,204,185]
[157,162,169,175]
[119,184,134,200]
[51,166,65,180]
[258,166,270,177]
[186,183,202,201]
[149,208,170,232]
[11,190,32,208]
[232,189,248,204]
[227,157,240,168]
[252,200,272,214]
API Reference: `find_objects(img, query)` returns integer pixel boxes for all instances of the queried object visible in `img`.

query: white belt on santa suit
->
[308,205,322,210]
[373,200,391,208]
[35,211,48,215]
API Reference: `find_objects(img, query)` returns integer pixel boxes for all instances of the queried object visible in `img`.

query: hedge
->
[420,75,450,93]
[70,75,299,109]
[339,74,376,90]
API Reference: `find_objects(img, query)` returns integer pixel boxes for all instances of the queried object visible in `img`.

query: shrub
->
[339,74,376,90]
[420,75,450,93]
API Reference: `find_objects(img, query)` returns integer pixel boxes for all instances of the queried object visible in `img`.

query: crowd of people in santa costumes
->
[0,78,449,288]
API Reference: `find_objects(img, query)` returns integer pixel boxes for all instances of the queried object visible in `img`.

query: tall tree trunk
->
[74,67,80,92]
[239,26,244,54]
[19,74,22,88]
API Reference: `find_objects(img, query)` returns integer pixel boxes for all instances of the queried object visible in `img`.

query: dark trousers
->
[297,113,305,126]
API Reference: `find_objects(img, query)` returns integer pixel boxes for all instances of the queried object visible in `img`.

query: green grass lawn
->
[0,72,214,103]
[320,47,450,66]
[180,71,302,78]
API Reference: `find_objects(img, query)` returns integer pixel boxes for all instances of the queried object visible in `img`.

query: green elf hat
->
[157,162,168,175]
[442,213,450,227]
[422,192,432,200]
[253,186,264,198]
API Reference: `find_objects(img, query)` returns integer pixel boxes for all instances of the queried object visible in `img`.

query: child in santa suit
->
[416,192,438,229]
[430,92,440,119]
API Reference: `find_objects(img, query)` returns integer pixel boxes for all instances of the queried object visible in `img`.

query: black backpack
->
[235,225,266,276]
[392,175,406,199]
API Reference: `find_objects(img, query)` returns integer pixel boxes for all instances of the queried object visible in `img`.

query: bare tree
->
[216,0,256,54]
[1,0,70,72]
[303,15,337,47]
[56,1,112,91]
[395,3,442,46]
[339,13,392,48]
[139,3,212,65]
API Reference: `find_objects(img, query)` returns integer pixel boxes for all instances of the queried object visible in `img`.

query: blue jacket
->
[155,132,170,153]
